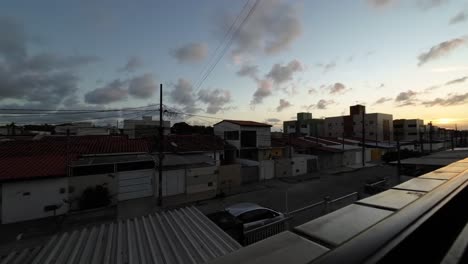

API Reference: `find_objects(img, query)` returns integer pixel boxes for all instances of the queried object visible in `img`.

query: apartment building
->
[283,112,325,137]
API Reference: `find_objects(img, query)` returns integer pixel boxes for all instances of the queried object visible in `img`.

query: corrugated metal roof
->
[0,206,241,264]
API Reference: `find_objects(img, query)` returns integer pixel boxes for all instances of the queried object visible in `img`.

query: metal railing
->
[242,192,360,245]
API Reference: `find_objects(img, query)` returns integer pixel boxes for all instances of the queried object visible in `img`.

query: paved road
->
[197,165,401,227]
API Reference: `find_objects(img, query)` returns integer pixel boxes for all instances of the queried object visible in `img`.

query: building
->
[283,112,325,137]
[393,119,424,141]
[123,116,170,139]
[55,122,112,135]
[214,120,272,161]
[324,105,393,142]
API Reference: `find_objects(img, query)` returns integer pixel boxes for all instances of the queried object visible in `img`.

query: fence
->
[242,192,360,245]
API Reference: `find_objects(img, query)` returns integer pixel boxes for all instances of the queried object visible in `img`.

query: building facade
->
[283,112,325,137]
[324,105,393,142]
[393,119,424,141]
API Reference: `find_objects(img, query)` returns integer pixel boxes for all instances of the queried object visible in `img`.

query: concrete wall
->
[1,178,69,224]
[186,166,218,195]
[241,166,259,183]
[259,160,275,180]
[291,157,307,176]
[324,116,344,138]
[275,159,292,178]
[161,169,186,197]
[218,164,242,194]
[69,173,118,210]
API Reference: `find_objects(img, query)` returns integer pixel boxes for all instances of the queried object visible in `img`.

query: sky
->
[1,0,468,130]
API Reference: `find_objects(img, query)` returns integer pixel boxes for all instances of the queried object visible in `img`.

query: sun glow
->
[436,118,455,125]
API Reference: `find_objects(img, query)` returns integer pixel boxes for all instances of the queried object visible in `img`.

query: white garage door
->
[118,169,154,201]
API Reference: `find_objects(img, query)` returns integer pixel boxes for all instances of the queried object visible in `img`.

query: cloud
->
[220,0,302,57]
[328,83,349,95]
[424,85,440,92]
[445,76,468,85]
[266,59,303,84]
[84,79,128,104]
[251,79,273,105]
[449,11,467,25]
[377,83,385,89]
[417,37,467,66]
[0,17,98,109]
[198,88,231,114]
[422,92,468,107]
[373,97,392,105]
[170,42,207,63]
[305,99,335,110]
[236,64,259,80]
[308,88,317,94]
[395,90,418,106]
[170,78,198,113]
[417,0,449,10]
[316,62,336,73]
[266,118,281,123]
[276,99,292,112]
[119,56,143,72]
[367,0,394,8]
[128,73,157,98]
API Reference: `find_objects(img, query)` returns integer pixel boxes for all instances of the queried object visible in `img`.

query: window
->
[238,209,278,223]
[289,125,295,129]
[300,124,307,128]
[408,132,417,135]
[72,164,114,176]
[59,187,66,194]
[224,131,239,140]
[369,121,374,125]
[369,132,374,136]
[23,192,30,196]
[208,182,213,186]
[117,161,154,172]
[408,124,417,128]
[394,124,404,128]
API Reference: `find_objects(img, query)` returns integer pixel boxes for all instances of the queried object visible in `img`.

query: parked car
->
[225,203,285,231]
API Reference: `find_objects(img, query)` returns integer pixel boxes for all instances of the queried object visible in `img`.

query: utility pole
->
[361,108,365,167]
[157,84,164,206]
[396,132,401,182]
[429,121,433,153]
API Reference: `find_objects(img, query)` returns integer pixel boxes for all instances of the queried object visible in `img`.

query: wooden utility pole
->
[157,84,164,206]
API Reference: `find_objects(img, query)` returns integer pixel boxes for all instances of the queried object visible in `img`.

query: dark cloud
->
[377,83,385,89]
[128,73,157,98]
[449,11,467,25]
[445,76,468,85]
[373,97,392,105]
[316,62,336,73]
[250,59,302,105]
[265,117,281,124]
[395,90,418,106]
[219,0,302,57]
[417,0,449,10]
[328,83,349,95]
[170,43,207,63]
[119,56,143,72]
[170,78,198,113]
[422,92,468,107]
[251,79,273,105]
[424,85,440,92]
[308,88,317,94]
[236,64,259,80]
[0,17,98,110]
[276,99,292,112]
[305,99,335,110]
[198,88,231,114]
[84,79,128,104]
[266,59,302,84]
[417,37,467,66]
[367,0,393,8]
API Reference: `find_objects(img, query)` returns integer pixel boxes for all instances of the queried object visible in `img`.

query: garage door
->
[118,169,154,201]
[161,169,185,196]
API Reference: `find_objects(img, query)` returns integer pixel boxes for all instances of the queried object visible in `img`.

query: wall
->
[259,160,275,180]
[1,178,69,224]
[69,173,118,210]
[241,166,259,183]
[257,149,272,161]
[240,126,271,148]
[214,121,241,149]
[291,157,307,176]
[186,166,218,195]
[218,164,242,194]
[161,169,185,197]
[324,116,345,137]
[274,159,292,178]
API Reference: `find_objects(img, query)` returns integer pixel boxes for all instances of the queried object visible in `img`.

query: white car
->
[225,203,285,231]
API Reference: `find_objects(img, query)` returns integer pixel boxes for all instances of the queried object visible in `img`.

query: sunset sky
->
[1,0,467,129]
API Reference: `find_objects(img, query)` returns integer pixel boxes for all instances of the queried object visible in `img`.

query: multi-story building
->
[283,112,325,137]
[324,105,393,142]
[393,119,424,141]
[214,120,272,161]
[123,116,170,139]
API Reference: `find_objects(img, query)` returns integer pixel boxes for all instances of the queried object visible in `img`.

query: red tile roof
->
[216,120,272,127]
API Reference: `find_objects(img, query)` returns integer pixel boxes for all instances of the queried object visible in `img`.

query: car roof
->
[225,203,269,217]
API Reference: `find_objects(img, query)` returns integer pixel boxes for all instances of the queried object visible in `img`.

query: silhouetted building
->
[283,112,325,137]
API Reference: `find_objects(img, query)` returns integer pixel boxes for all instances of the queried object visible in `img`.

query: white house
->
[214,120,272,161]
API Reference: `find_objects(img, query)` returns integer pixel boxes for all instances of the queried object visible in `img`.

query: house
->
[123,116,170,139]
[283,112,325,137]
[214,120,272,161]
[324,105,393,142]
[55,122,112,135]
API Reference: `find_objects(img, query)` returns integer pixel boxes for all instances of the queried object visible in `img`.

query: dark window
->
[300,124,307,128]
[238,209,278,223]
[408,124,417,128]
[241,131,256,147]
[328,133,332,136]
[117,161,154,172]
[23,192,30,196]
[289,125,295,129]
[208,182,213,186]
[369,132,374,136]
[59,187,66,194]
[224,131,239,140]
[394,124,404,128]
[408,132,417,135]
[72,164,114,176]
[369,121,374,125]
